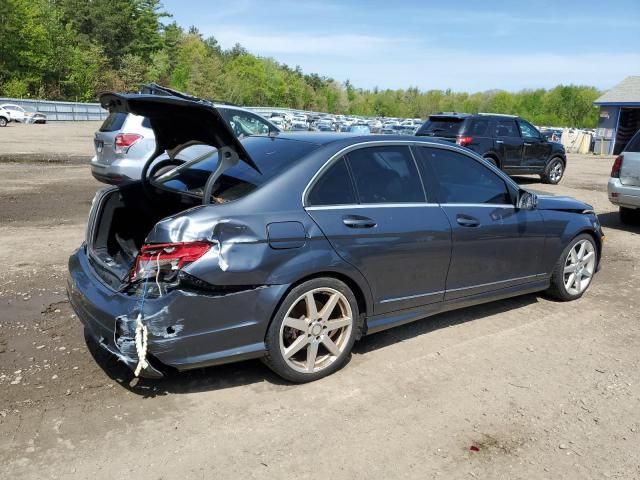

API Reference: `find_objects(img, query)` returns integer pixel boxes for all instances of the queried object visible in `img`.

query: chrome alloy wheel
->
[550,160,564,183]
[563,239,596,295]
[279,288,353,374]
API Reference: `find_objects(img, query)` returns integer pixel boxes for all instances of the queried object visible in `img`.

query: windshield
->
[416,117,464,137]
[153,136,320,203]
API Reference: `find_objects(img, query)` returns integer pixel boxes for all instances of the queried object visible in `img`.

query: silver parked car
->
[91,86,280,184]
[608,130,640,224]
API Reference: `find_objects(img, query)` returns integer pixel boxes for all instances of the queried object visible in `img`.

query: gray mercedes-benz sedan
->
[67,92,604,383]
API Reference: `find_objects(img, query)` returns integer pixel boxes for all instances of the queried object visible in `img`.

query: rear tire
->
[263,277,360,383]
[541,157,565,184]
[483,156,499,168]
[620,206,640,225]
[546,233,597,301]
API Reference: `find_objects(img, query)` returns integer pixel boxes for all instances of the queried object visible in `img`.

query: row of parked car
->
[0,103,47,126]
[262,111,424,135]
[88,85,640,226]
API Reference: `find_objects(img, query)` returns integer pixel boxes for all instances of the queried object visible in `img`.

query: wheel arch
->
[548,154,566,167]
[574,228,603,268]
[265,270,371,339]
[483,152,501,168]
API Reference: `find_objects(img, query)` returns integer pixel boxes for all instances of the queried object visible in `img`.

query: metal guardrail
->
[0,97,340,122]
[0,98,109,121]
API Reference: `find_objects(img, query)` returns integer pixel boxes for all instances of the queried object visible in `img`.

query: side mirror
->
[517,191,537,210]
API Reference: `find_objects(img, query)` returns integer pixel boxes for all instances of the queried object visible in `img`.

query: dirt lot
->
[0,121,100,162]
[1,132,639,479]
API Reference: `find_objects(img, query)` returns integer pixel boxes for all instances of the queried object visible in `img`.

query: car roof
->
[429,112,519,120]
[429,112,472,119]
[268,132,461,148]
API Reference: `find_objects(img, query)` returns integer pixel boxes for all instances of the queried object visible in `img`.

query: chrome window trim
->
[305,203,439,211]
[305,203,515,211]
[440,203,515,208]
[301,139,521,207]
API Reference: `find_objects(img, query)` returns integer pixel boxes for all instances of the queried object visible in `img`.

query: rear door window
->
[418,147,512,205]
[307,158,356,206]
[345,146,425,204]
[100,112,127,132]
[517,120,542,139]
[494,119,519,138]
[468,119,490,136]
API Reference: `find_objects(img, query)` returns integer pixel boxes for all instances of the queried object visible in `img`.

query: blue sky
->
[161,0,640,92]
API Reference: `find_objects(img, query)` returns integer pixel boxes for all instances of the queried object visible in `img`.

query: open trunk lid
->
[99,91,261,174]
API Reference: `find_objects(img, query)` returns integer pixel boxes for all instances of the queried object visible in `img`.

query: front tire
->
[263,278,360,383]
[541,157,565,184]
[0,117,7,127]
[546,234,597,301]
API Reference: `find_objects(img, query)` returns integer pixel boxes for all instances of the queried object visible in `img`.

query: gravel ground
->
[0,148,639,479]
[0,121,100,162]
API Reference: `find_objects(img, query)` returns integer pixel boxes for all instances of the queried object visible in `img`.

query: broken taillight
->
[456,135,473,147]
[129,242,210,284]
[610,155,624,178]
[114,133,143,154]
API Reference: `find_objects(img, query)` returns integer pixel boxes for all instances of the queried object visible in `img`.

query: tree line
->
[0,0,601,127]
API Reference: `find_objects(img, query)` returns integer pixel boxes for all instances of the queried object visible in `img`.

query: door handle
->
[523,142,532,146]
[342,215,376,228]
[456,214,480,227]
[495,139,504,144]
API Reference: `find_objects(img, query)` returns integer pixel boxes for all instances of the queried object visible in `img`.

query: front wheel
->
[541,157,565,184]
[263,278,360,383]
[0,117,7,127]
[546,234,598,301]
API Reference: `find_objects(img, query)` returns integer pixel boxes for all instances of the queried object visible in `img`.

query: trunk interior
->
[88,183,198,290]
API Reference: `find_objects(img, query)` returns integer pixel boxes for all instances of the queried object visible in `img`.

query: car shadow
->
[597,211,640,234]
[84,333,287,398]
[353,293,539,355]
[86,294,541,398]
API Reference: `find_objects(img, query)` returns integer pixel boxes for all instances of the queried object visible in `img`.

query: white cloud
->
[207,29,401,56]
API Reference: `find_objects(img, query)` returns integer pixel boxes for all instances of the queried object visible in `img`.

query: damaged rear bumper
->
[67,245,288,377]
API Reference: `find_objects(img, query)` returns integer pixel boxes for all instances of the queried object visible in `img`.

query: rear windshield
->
[153,136,320,203]
[625,130,640,152]
[416,117,464,137]
[100,112,127,132]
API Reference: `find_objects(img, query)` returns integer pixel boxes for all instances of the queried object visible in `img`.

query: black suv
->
[416,113,567,184]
